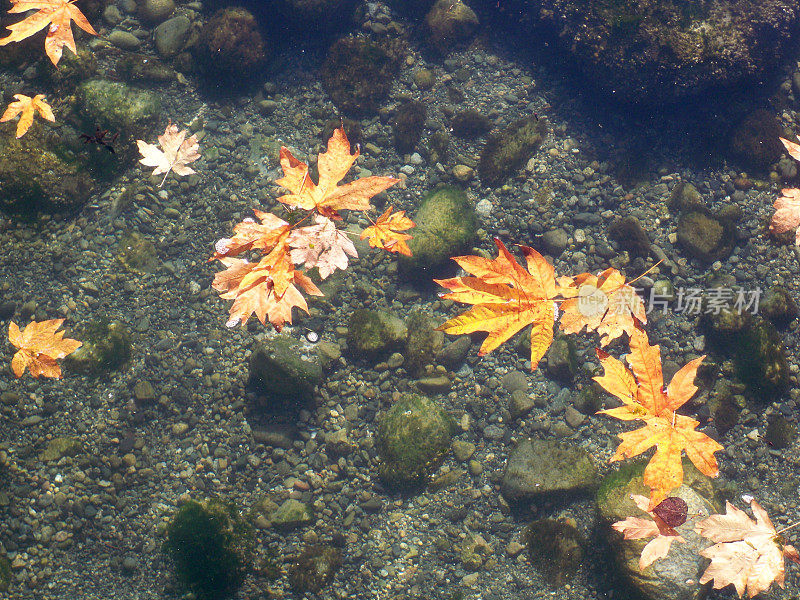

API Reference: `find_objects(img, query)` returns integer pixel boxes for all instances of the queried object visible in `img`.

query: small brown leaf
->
[652,496,688,528]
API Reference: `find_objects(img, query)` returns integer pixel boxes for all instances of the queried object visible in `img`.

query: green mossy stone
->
[478,115,548,186]
[676,208,735,262]
[39,44,97,92]
[425,0,479,54]
[64,318,132,374]
[346,309,408,358]
[728,109,784,171]
[118,231,159,273]
[760,286,799,325]
[40,437,82,462]
[735,319,789,398]
[194,7,268,83]
[404,311,444,376]
[545,336,577,382]
[0,130,94,214]
[392,99,427,154]
[270,498,314,529]
[288,544,343,593]
[402,186,477,275]
[164,499,254,600]
[501,438,598,502]
[764,415,798,448]
[248,336,322,406]
[525,518,585,587]
[376,393,456,489]
[76,79,161,140]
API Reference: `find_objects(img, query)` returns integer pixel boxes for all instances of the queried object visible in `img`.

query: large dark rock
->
[476,0,800,105]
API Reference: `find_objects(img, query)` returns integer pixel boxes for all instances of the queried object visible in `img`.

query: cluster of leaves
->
[437,240,799,596]
[210,126,413,331]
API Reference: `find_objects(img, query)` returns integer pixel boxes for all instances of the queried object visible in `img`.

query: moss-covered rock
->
[76,79,161,141]
[402,186,477,275]
[288,544,342,593]
[39,44,97,92]
[393,99,427,154]
[525,518,585,587]
[347,309,408,358]
[64,318,132,374]
[425,0,479,53]
[607,216,651,257]
[321,36,403,116]
[404,311,444,376]
[0,129,95,214]
[460,532,493,570]
[735,319,789,398]
[760,286,798,325]
[596,460,719,600]
[427,129,450,164]
[545,335,577,382]
[764,415,798,448]
[40,437,82,462]
[164,499,254,600]
[376,393,456,489]
[194,8,268,85]
[728,109,784,171]
[676,207,736,262]
[117,231,159,274]
[270,498,314,529]
[116,53,175,83]
[501,438,598,503]
[451,109,491,138]
[248,335,322,408]
[479,115,547,186]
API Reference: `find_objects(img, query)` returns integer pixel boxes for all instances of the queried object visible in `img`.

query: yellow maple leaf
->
[435,238,558,369]
[8,318,81,378]
[360,206,415,256]
[0,93,55,138]
[275,126,399,217]
[0,0,98,66]
[595,326,722,507]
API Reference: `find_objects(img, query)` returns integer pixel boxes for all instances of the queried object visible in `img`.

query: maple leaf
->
[288,215,357,279]
[8,318,81,378]
[769,187,800,246]
[612,494,687,570]
[360,206,415,256]
[211,210,290,261]
[0,93,55,138]
[435,238,558,370]
[595,326,722,507]
[558,268,647,346]
[695,499,800,598]
[275,126,399,217]
[0,0,97,65]
[137,122,200,187]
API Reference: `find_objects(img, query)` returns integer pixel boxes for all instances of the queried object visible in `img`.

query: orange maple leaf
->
[0,0,97,66]
[558,268,647,346]
[0,93,55,138]
[595,326,722,507]
[360,206,415,256]
[695,498,800,598]
[137,123,201,187]
[211,210,290,261]
[275,127,399,217]
[8,318,81,378]
[435,238,558,369]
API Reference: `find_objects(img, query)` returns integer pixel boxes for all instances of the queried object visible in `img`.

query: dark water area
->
[1,0,800,599]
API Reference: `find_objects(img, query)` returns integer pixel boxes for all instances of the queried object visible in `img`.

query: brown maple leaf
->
[0,93,55,138]
[770,187,800,246]
[288,215,357,279]
[435,238,558,370]
[360,206,415,256]
[596,326,722,507]
[211,210,290,261]
[612,493,687,570]
[275,126,399,217]
[137,123,200,187]
[0,0,97,65]
[695,498,800,598]
[9,318,81,378]
[558,268,647,346]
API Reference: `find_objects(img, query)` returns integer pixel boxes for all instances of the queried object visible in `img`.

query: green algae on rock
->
[479,115,548,186]
[376,393,456,489]
[392,99,427,154]
[525,518,585,587]
[346,309,408,358]
[39,437,83,462]
[64,318,132,374]
[76,79,161,140]
[0,130,95,214]
[676,206,736,262]
[321,36,403,116]
[402,186,477,275]
[194,7,268,85]
[248,335,322,408]
[270,498,314,529]
[118,231,159,274]
[425,0,480,54]
[164,499,254,600]
[288,544,343,593]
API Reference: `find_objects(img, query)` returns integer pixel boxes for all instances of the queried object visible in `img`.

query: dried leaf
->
[0,0,97,65]
[360,206,415,256]
[770,188,800,246]
[276,127,399,217]
[8,318,81,378]
[612,494,686,570]
[137,122,200,187]
[435,238,558,369]
[559,268,646,346]
[0,93,55,138]
[211,210,290,261]
[652,496,688,528]
[288,215,357,279]
[695,499,798,598]
[596,326,722,507]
